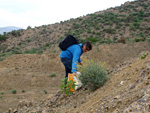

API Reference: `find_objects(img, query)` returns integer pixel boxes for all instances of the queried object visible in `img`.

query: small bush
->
[0,57,3,61]
[0,35,7,41]
[78,59,108,91]
[12,90,17,94]
[0,92,4,95]
[147,38,150,42]
[140,53,146,59]
[44,90,47,94]
[135,38,141,42]
[59,78,76,95]
[50,72,56,77]
[22,90,25,93]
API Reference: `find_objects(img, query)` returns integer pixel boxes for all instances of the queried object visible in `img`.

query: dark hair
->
[83,41,92,50]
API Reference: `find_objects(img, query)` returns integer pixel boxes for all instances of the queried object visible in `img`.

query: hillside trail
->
[0,42,150,112]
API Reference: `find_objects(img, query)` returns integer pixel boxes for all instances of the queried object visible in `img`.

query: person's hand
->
[79,62,82,65]
[72,72,77,76]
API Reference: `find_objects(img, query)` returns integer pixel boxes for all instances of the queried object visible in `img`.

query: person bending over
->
[60,41,92,84]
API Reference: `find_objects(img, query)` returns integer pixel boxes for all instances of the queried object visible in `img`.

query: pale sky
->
[0,0,135,29]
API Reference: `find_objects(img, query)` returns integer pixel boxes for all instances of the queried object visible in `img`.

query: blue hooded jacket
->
[60,43,83,72]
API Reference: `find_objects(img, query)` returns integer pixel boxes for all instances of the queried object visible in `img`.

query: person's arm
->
[78,57,81,63]
[72,48,81,73]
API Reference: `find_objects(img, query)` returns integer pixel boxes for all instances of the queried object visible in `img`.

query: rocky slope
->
[0,42,149,113]
[6,51,150,113]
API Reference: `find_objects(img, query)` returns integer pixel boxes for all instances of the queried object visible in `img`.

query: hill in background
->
[0,26,21,35]
[0,0,150,55]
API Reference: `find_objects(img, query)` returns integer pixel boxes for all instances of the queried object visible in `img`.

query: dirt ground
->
[0,53,64,112]
[0,42,150,112]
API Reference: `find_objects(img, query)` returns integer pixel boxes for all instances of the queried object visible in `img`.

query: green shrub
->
[27,26,32,30]
[50,72,56,77]
[0,57,3,61]
[44,90,47,94]
[78,59,108,91]
[11,30,18,36]
[22,90,25,93]
[147,38,150,42]
[140,53,146,59]
[59,78,76,95]
[12,90,17,94]
[0,35,7,41]
[0,92,4,95]
[135,38,141,42]
[86,37,99,43]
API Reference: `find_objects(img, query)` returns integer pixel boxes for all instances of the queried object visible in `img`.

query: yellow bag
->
[68,72,82,92]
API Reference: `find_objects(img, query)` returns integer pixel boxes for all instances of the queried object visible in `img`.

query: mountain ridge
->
[0,26,21,35]
[0,0,150,55]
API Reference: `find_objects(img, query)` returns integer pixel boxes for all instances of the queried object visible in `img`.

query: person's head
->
[82,41,92,53]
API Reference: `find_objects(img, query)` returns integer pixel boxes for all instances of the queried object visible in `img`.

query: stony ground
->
[0,42,150,113]
[7,52,150,113]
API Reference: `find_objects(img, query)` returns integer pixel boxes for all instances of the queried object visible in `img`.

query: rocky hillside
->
[0,0,150,112]
[5,47,150,113]
[0,0,150,54]
[0,42,150,112]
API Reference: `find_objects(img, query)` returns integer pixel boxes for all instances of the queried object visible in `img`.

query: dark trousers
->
[61,57,72,78]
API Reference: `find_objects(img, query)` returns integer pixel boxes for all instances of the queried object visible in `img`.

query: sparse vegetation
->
[147,38,150,42]
[0,92,4,95]
[86,37,99,43]
[12,90,17,94]
[44,90,47,94]
[27,26,32,30]
[135,38,141,42]
[0,0,149,56]
[0,34,7,41]
[140,53,146,59]
[24,48,43,54]
[50,72,56,77]
[22,90,25,93]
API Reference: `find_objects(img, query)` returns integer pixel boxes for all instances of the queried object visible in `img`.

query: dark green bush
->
[44,90,47,94]
[22,90,25,93]
[135,38,141,42]
[12,90,17,94]
[0,35,7,41]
